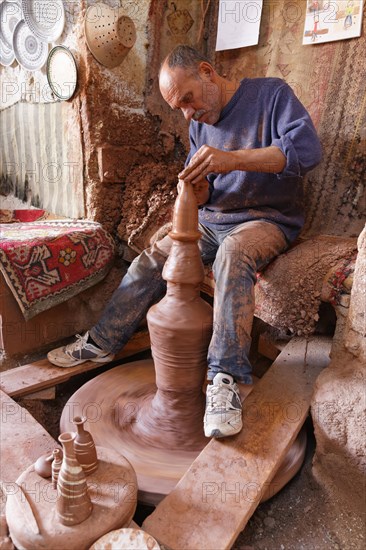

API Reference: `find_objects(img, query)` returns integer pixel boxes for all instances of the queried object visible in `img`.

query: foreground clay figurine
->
[73,416,98,475]
[5,446,138,549]
[57,432,93,526]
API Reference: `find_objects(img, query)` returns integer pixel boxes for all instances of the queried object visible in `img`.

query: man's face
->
[159,64,222,125]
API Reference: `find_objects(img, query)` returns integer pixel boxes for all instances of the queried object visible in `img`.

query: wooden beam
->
[0,330,150,398]
[143,336,331,550]
[24,387,56,400]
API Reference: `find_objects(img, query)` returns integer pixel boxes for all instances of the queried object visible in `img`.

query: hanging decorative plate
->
[0,34,15,66]
[12,19,48,71]
[0,0,23,48]
[46,45,77,100]
[21,0,65,42]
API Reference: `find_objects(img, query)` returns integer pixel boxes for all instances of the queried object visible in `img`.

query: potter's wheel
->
[60,359,307,506]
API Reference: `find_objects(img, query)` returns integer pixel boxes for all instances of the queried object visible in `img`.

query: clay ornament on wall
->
[167,3,194,35]
[12,18,48,70]
[84,2,136,69]
[22,0,65,43]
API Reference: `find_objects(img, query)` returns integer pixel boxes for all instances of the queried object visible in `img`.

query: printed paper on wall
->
[216,0,263,51]
[303,0,364,45]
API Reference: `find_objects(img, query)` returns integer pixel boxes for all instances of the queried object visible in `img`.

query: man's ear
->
[198,62,214,81]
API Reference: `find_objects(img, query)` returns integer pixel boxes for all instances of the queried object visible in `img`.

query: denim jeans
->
[91,220,288,383]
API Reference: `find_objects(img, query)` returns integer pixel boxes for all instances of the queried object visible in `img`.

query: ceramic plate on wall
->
[47,46,78,100]
[21,0,65,42]
[0,0,22,48]
[13,19,48,70]
[0,34,15,66]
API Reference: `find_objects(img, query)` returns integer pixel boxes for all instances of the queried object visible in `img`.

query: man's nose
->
[181,106,195,121]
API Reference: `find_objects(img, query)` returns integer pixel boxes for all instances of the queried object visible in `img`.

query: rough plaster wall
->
[311,225,366,514]
[71,0,151,236]
[117,0,216,252]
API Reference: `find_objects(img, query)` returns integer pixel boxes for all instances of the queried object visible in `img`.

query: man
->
[48,46,322,439]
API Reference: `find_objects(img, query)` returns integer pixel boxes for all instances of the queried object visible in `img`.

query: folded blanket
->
[0,218,115,320]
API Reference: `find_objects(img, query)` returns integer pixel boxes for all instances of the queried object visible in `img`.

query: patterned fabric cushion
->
[0,214,115,320]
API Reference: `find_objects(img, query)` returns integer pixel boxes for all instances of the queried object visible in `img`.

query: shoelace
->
[65,333,88,357]
[207,385,239,412]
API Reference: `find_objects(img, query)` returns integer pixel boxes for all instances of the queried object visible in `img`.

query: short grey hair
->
[161,45,211,76]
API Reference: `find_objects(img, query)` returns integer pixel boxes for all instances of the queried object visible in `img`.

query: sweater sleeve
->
[270,83,322,178]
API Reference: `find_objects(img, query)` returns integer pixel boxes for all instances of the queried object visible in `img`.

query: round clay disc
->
[5,447,137,550]
[90,528,160,550]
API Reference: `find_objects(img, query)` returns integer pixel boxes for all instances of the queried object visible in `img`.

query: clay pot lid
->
[84,3,136,69]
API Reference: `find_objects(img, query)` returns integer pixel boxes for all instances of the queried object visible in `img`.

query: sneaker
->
[204,372,243,438]
[47,332,114,368]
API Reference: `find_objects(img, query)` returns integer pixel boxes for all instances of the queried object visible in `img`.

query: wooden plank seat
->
[0,329,150,398]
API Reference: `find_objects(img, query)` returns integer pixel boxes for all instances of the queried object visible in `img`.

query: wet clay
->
[60,181,213,501]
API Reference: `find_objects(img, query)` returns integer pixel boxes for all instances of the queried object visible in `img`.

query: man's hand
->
[179,145,287,185]
[178,145,234,185]
[178,177,210,206]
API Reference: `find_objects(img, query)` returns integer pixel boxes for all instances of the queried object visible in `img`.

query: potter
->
[48,45,321,439]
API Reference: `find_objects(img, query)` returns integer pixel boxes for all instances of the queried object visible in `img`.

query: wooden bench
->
[0,329,150,399]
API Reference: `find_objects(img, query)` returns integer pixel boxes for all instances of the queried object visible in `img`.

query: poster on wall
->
[303,0,364,45]
[216,0,263,51]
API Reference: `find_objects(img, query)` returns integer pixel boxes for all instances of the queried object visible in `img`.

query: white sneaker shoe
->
[204,372,243,438]
[47,332,114,368]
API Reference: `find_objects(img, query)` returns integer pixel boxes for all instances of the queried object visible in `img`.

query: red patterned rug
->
[0,217,115,320]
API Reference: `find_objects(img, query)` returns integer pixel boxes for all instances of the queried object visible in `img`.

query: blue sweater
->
[187,78,322,243]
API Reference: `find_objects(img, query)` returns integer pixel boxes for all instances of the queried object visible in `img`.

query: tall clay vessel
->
[139,180,213,450]
[73,416,98,475]
[51,448,63,489]
[57,432,93,526]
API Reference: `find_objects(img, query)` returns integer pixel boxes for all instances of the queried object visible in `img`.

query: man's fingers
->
[181,158,211,183]
[178,162,196,179]
[179,147,209,179]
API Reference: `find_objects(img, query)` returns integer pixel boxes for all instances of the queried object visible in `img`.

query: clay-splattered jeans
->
[91,220,288,384]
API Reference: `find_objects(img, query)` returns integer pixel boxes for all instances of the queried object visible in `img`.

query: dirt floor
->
[17,347,365,550]
[232,424,365,550]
